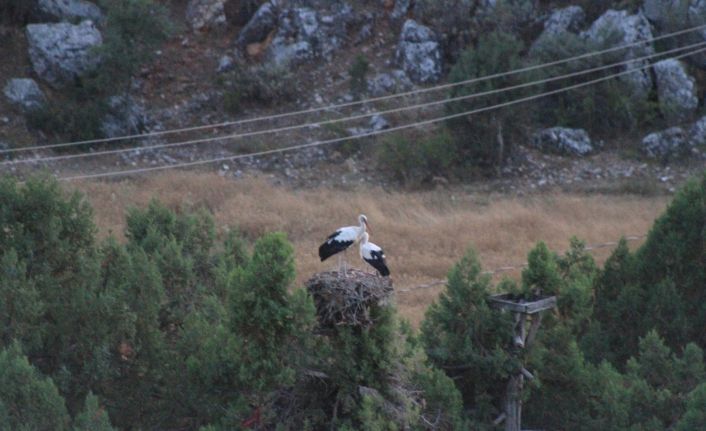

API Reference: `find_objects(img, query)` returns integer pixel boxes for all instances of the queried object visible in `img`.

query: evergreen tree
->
[676,383,706,431]
[0,343,70,431]
[421,248,513,425]
[72,392,115,431]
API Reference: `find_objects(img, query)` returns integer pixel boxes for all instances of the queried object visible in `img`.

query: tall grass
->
[69,172,668,325]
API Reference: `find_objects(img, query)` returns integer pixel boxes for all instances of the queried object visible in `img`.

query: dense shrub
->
[445,31,535,169]
[349,54,370,100]
[222,62,295,113]
[528,30,658,136]
[376,129,457,186]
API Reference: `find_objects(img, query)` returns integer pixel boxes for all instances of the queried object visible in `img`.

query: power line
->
[4,22,706,154]
[57,45,706,181]
[7,40,706,166]
[397,235,647,293]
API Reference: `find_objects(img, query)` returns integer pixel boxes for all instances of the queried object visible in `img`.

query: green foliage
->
[222,63,295,113]
[446,31,534,169]
[0,343,70,431]
[73,392,115,431]
[588,174,706,365]
[376,130,457,186]
[676,382,706,431]
[349,54,370,100]
[528,30,658,136]
[421,248,514,424]
[228,233,316,415]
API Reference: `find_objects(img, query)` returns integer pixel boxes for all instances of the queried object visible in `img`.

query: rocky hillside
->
[1,0,705,191]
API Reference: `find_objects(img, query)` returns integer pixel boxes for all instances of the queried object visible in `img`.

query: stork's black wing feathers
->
[364,249,390,276]
[319,230,354,261]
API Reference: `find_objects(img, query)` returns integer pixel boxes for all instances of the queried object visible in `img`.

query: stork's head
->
[359,214,371,233]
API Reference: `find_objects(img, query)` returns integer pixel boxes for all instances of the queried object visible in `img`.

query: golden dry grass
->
[68,172,669,326]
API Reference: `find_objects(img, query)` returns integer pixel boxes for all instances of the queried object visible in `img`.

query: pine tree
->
[0,343,70,430]
[421,248,513,425]
[73,392,115,431]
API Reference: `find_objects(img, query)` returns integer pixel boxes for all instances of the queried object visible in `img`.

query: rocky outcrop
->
[390,0,411,21]
[582,10,654,96]
[236,0,282,48]
[26,20,102,88]
[186,0,227,31]
[653,59,698,123]
[531,127,594,156]
[32,0,103,23]
[688,116,706,146]
[267,4,354,66]
[236,1,354,66]
[395,19,443,84]
[411,0,475,61]
[531,6,585,51]
[100,95,146,138]
[641,127,691,160]
[3,78,46,113]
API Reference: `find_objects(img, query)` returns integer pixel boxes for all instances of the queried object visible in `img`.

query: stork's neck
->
[360,232,369,245]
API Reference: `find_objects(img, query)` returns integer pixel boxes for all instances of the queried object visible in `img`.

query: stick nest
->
[306,269,393,328]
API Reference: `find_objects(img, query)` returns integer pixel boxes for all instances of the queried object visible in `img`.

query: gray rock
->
[236,0,282,48]
[216,55,235,73]
[653,59,698,123]
[641,127,691,160]
[542,5,585,35]
[369,114,389,131]
[368,69,413,96]
[267,3,354,66]
[100,95,146,138]
[32,0,103,23]
[411,0,475,60]
[582,10,654,96]
[395,19,443,84]
[391,0,411,21]
[26,20,102,88]
[531,6,585,52]
[531,127,594,156]
[186,0,226,31]
[347,114,390,136]
[688,116,706,146]
[3,78,46,113]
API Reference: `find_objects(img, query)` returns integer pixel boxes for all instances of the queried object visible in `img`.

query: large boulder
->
[410,0,476,61]
[641,127,692,160]
[186,0,226,31]
[32,0,103,23]
[653,59,699,123]
[531,6,585,51]
[531,127,594,156]
[26,20,102,88]
[236,0,283,48]
[395,19,443,84]
[3,78,46,113]
[267,4,355,66]
[100,95,146,138]
[582,10,654,97]
[688,116,706,146]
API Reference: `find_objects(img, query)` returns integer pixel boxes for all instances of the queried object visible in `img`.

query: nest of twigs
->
[306,269,394,328]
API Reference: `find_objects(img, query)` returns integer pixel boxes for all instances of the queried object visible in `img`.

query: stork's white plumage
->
[359,232,390,276]
[319,214,370,263]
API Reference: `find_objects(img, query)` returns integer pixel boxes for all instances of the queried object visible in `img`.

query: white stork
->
[359,232,390,276]
[319,214,370,273]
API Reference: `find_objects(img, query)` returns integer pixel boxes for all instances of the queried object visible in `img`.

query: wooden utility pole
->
[489,294,557,431]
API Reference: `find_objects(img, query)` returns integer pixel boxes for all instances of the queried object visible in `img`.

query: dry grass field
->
[69,172,670,326]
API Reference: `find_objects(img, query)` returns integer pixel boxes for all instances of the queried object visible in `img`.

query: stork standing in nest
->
[319,214,370,275]
[359,232,390,276]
